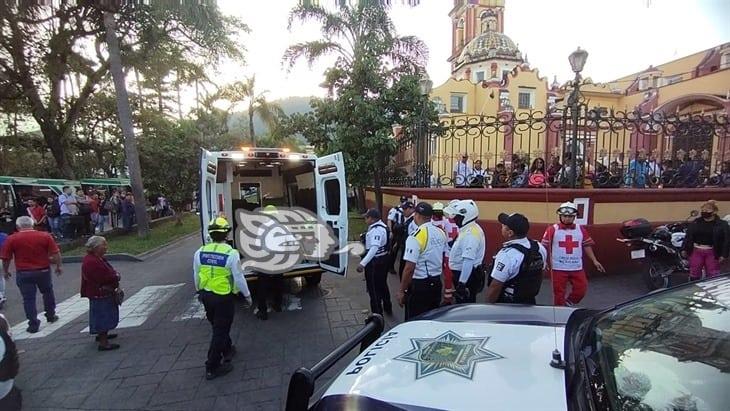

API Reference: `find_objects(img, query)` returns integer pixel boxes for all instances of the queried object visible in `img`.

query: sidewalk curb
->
[62,232,199,263]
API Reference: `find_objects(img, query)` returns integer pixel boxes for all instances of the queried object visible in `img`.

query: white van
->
[199,147,349,286]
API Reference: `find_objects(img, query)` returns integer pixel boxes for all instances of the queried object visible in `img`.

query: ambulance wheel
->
[305,274,322,287]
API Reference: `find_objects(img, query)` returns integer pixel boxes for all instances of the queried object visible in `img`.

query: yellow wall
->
[594,201,730,224]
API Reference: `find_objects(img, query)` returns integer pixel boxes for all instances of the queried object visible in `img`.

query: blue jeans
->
[16,269,56,327]
[48,216,61,237]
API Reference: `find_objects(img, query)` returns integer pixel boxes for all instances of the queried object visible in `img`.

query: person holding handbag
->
[80,236,121,351]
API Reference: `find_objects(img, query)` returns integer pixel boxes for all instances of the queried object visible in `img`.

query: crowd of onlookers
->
[18,188,137,240]
[448,151,730,189]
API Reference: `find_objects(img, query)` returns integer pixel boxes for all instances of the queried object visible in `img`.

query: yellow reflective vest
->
[197,243,238,295]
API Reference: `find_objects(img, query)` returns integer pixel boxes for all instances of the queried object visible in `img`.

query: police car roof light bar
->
[285,314,385,411]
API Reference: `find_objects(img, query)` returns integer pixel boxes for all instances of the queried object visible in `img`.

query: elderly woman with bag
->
[81,236,122,351]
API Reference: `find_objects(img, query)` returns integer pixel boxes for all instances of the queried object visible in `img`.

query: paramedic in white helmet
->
[541,202,605,306]
[444,199,486,304]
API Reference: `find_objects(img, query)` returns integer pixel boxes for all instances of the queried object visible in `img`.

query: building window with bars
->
[517,89,534,109]
[450,94,465,113]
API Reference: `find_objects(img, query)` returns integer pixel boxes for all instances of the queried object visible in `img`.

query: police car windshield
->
[586,276,730,410]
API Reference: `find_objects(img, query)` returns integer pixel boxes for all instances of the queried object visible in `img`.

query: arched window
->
[479,10,497,32]
[456,19,465,47]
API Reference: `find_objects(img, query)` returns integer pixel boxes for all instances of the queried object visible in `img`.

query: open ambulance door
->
[199,149,218,244]
[315,152,348,275]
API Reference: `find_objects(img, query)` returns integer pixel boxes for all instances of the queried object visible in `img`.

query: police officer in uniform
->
[193,218,252,380]
[396,201,415,279]
[356,209,392,315]
[485,213,547,304]
[445,199,486,304]
[397,203,447,321]
[386,196,409,274]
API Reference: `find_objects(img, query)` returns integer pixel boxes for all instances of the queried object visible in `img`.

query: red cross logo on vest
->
[558,235,579,254]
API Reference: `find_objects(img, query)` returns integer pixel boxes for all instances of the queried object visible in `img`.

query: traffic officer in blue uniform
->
[398,202,448,321]
[193,217,252,380]
[357,209,392,315]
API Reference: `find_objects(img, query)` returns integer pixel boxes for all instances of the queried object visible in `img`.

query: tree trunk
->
[248,108,255,147]
[373,153,384,215]
[104,11,150,238]
[39,122,75,179]
[356,185,366,213]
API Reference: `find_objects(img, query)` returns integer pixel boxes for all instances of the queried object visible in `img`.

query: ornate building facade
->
[423,0,730,182]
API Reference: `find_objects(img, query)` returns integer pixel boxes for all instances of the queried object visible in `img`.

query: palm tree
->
[284,1,428,79]
[220,76,283,147]
[103,10,151,237]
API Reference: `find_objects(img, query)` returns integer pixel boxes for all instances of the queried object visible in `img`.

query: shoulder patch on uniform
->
[496,262,505,271]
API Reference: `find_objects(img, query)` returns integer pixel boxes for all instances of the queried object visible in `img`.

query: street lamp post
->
[567,47,588,188]
[416,74,433,187]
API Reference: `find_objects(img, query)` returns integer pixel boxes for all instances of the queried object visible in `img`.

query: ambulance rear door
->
[314,152,348,275]
[200,149,218,244]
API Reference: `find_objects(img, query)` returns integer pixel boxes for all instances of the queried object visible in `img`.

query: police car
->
[199,147,348,285]
[286,275,730,410]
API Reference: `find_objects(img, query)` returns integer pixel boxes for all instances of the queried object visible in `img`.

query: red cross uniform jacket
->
[541,223,595,271]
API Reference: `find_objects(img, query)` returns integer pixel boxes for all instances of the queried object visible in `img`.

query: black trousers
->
[257,274,284,313]
[199,291,235,372]
[405,277,442,321]
[388,238,403,273]
[364,256,391,315]
[452,269,479,304]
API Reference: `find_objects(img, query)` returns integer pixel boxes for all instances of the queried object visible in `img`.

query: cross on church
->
[558,235,580,254]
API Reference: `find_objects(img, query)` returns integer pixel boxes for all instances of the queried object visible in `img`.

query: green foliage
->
[0,0,247,177]
[137,113,238,210]
[63,212,200,256]
[284,2,435,194]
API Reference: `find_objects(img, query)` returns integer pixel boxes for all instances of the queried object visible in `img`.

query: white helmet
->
[444,199,479,226]
[557,202,578,216]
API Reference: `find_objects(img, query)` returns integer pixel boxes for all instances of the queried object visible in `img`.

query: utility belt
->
[409,276,442,293]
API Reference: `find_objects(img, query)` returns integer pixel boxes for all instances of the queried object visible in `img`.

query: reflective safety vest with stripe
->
[197,243,237,295]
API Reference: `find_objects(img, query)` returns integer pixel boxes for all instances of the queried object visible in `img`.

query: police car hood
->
[321,308,571,411]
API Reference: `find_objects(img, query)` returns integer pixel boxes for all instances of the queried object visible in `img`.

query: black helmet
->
[652,226,671,242]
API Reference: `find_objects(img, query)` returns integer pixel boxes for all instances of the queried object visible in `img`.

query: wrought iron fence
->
[386,104,730,189]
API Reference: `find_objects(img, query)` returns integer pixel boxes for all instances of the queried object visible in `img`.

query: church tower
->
[448,0,523,82]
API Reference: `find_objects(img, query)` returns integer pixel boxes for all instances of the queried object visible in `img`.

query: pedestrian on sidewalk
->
[81,236,121,351]
[26,199,47,231]
[45,194,62,238]
[356,208,392,316]
[682,200,730,280]
[121,194,135,232]
[193,217,252,380]
[58,186,78,239]
[541,202,605,306]
[0,216,62,333]
[98,194,110,233]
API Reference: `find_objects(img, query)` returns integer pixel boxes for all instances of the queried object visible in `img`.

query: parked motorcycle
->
[616,211,697,290]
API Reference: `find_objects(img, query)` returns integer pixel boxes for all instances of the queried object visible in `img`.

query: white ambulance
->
[199,147,349,285]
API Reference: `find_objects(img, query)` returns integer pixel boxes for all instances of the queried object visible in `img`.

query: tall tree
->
[103,9,150,237]
[284,1,432,211]
[220,76,283,146]
[0,1,245,178]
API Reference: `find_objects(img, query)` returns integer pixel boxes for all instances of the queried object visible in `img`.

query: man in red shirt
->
[26,198,47,230]
[1,216,63,333]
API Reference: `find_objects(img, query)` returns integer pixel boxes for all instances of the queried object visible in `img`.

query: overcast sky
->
[213,0,730,100]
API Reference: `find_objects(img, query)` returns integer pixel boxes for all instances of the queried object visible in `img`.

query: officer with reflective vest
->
[485,212,547,304]
[541,202,605,306]
[445,199,486,304]
[193,217,251,380]
[356,209,392,315]
[398,202,447,321]
[255,205,286,321]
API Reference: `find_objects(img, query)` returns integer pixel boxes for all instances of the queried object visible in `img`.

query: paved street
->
[3,235,654,410]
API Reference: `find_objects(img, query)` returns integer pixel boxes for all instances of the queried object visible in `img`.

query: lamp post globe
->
[568,47,589,74]
[418,76,433,96]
